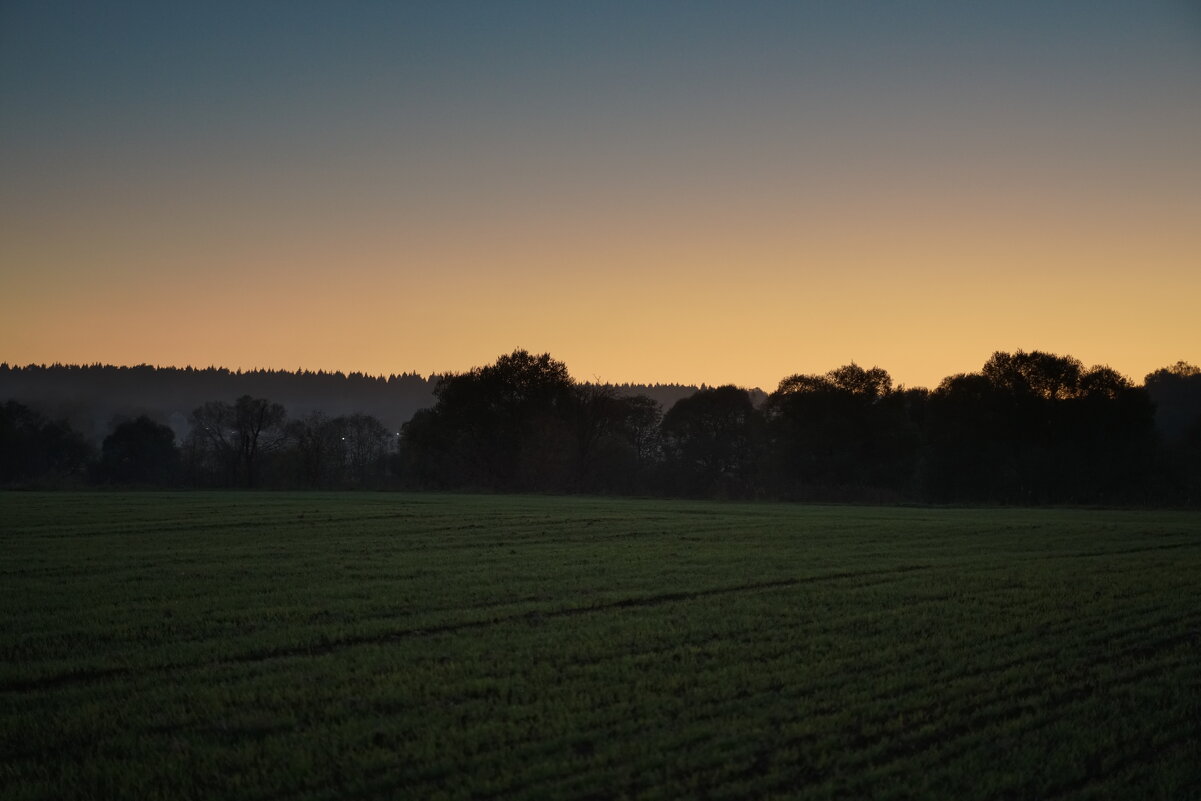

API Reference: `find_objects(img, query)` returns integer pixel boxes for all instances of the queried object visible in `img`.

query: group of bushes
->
[3,349,1198,505]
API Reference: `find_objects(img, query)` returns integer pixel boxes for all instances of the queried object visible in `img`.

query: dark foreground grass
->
[1,492,1199,800]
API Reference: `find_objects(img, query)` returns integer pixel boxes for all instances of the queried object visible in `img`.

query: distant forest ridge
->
[0,362,728,444]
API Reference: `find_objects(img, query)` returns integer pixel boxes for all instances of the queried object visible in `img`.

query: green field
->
[1,493,1199,800]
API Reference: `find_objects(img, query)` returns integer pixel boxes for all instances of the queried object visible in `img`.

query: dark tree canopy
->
[661,385,759,498]
[1144,362,1201,502]
[764,364,917,500]
[1145,362,1201,440]
[399,351,666,493]
[415,350,577,490]
[0,400,91,486]
[926,351,1155,503]
[981,350,1086,400]
[99,416,179,486]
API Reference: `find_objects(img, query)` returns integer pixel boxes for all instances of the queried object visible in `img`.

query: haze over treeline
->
[1,350,1198,506]
[0,363,713,445]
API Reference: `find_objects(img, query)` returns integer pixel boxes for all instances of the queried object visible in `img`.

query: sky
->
[1,1,1199,390]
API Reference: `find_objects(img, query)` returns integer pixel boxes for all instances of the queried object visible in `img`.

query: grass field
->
[1,492,1199,800]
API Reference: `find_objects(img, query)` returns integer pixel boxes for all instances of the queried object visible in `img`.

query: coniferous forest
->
[1,350,1198,505]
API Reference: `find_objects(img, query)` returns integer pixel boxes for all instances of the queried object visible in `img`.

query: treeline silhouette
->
[0,363,439,443]
[0,362,710,445]
[1,397,400,490]
[2,350,1198,505]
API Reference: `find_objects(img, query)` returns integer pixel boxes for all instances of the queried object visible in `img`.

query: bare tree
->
[189,395,287,488]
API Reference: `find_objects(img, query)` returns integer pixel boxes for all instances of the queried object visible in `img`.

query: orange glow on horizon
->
[2,3,1198,392]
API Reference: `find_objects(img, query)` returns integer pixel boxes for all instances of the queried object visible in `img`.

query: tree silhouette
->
[341,412,392,488]
[569,387,664,493]
[764,364,917,499]
[400,350,577,490]
[926,351,1155,503]
[286,412,345,489]
[0,400,91,485]
[661,385,759,498]
[99,416,180,485]
[1144,362,1201,502]
[187,395,287,488]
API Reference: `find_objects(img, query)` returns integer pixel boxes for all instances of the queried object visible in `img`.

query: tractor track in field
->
[15,510,435,539]
[1,564,931,693]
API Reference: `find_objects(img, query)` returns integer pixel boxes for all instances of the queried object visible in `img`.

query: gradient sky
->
[2,1,1198,390]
